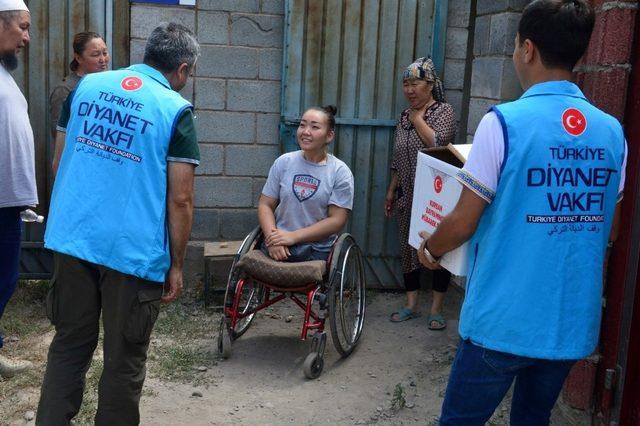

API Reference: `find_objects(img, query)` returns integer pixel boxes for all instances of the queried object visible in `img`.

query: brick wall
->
[466,0,528,142]
[130,0,284,249]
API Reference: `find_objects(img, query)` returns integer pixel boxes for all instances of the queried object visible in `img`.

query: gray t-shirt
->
[262,150,354,251]
[0,64,38,208]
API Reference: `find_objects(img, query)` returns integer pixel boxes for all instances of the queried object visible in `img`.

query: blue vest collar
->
[126,64,172,90]
[521,80,587,101]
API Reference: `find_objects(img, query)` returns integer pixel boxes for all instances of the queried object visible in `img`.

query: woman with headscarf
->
[386,57,457,329]
[50,31,109,175]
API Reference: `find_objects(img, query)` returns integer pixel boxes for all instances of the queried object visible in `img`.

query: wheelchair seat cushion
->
[236,250,327,288]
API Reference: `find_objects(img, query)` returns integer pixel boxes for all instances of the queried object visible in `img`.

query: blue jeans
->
[440,339,576,425]
[0,207,23,349]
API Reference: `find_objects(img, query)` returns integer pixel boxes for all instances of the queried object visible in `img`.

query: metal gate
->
[16,0,130,279]
[280,0,448,288]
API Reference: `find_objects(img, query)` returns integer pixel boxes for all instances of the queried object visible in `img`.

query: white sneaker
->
[0,353,33,378]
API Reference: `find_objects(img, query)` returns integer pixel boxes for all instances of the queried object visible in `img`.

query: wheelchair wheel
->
[328,234,366,357]
[217,317,232,359]
[303,352,324,379]
[222,226,264,339]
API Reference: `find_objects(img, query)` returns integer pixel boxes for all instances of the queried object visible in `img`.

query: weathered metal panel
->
[17,0,127,279]
[280,0,446,288]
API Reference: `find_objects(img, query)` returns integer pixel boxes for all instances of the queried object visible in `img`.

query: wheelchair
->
[216,226,366,379]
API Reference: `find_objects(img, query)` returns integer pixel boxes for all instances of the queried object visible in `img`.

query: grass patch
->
[390,382,406,411]
[75,358,104,424]
[150,344,213,385]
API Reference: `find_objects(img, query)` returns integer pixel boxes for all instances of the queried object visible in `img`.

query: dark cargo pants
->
[36,253,163,426]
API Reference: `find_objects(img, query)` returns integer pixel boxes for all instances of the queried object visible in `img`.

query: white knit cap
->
[0,0,29,12]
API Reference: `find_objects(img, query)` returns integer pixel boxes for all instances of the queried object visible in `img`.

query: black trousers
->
[37,253,163,426]
[403,268,450,293]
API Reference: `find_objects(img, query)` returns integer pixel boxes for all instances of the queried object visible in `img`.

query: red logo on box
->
[121,76,143,91]
[434,175,443,193]
[562,108,587,136]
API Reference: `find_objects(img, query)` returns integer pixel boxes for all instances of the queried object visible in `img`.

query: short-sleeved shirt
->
[58,90,200,164]
[262,150,354,251]
[460,111,627,203]
[0,64,38,208]
[49,73,80,139]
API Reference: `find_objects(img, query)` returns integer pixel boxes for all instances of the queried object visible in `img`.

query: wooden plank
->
[319,0,342,107]
[367,127,393,257]
[112,0,130,70]
[282,0,305,116]
[394,0,418,117]
[87,0,106,33]
[338,0,361,119]
[357,0,379,118]
[415,0,435,59]
[68,0,86,68]
[204,241,244,258]
[302,0,324,108]
[376,0,399,120]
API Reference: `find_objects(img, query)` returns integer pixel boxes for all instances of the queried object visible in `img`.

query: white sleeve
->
[455,111,504,203]
[618,139,628,202]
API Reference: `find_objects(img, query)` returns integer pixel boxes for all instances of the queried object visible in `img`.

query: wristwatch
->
[423,240,442,264]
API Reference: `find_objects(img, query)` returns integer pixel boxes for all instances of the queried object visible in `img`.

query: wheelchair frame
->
[217,226,366,379]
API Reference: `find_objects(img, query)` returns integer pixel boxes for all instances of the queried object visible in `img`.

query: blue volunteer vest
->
[459,81,625,359]
[45,64,192,282]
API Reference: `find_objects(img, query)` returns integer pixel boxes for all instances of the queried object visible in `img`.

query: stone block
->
[467,97,497,135]
[129,39,146,64]
[473,15,491,56]
[198,0,259,12]
[444,89,464,123]
[256,113,280,145]
[197,11,229,45]
[191,209,220,240]
[227,80,280,112]
[196,111,256,143]
[196,46,258,79]
[477,0,528,15]
[470,57,520,100]
[231,14,283,48]
[583,8,636,66]
[225,145,280,176]
[220,209,259,239]
[196,144,224,175]
[445,27,468,60]
[259,48,283,80]
[447,0,471,28]
[261,0,284,14]
[443,59,466,91]
[194,176,253,207]
[195,78,226,110]
[488,13,520,56]
[252,177,267,206]
[131,5,195,39]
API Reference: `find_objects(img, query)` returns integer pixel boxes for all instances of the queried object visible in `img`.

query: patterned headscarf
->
[403,57,445,103]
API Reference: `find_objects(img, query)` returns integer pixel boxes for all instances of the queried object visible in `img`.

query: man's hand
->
[417,231,441,270]
[161,265,183,303]
[267,245,291,261]
[265,229,298,247]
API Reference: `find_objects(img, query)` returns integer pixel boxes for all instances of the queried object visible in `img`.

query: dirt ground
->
[1,282,579,425]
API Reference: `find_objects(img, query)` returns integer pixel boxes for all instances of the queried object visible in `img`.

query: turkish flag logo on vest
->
[121,76,143,91]
[562,108,587,136]
[434,175,443,193]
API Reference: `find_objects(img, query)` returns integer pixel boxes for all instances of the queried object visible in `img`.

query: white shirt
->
[0,64,37,208]
[461,112,627,203]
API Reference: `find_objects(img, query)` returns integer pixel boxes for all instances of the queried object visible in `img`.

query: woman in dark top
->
[386,57,457,329]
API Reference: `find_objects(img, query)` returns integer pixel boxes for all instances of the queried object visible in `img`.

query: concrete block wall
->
[130,1,284,245]
[442,0,473,144]
[466,0,526,140]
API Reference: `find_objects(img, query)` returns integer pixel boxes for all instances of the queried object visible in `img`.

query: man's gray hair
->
[143,22,200,73]
[0,10,21,26]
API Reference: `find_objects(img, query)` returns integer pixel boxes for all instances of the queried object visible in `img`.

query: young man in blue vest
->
[37,23,200,425]
[417,0,627,424]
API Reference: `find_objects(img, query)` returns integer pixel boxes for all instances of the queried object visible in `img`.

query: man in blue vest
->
[417,1,627,424]
[37,23,200,425]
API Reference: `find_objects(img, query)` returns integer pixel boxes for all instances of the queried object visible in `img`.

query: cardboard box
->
[408,144,473,276]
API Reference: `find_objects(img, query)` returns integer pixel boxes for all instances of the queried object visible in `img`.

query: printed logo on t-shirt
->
[121,76,143,91]
[562,108,587,136]
[434,175,443,193]
[292,174,320,202]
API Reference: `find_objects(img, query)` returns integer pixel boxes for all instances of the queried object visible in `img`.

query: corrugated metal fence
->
[16,0,129,279]
[280,0,448,288]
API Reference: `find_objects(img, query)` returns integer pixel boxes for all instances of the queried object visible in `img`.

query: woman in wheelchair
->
[258,105,355,263]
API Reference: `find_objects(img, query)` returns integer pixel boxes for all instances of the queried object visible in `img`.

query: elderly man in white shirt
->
[0,0,37,379]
